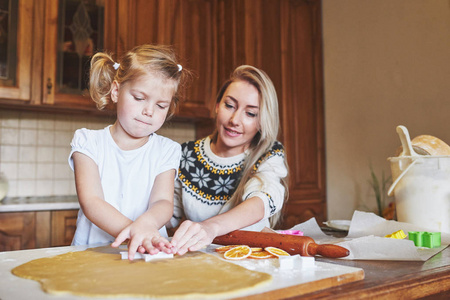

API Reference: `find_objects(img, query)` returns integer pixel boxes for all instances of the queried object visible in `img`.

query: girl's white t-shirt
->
[68,126,181,245]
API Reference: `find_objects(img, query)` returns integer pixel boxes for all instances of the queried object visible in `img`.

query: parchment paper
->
[287,210,450,261]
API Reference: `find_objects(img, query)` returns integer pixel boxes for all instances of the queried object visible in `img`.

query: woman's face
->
[214,80,261,157]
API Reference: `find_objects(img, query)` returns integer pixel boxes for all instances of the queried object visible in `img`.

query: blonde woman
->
[169,65,289,255]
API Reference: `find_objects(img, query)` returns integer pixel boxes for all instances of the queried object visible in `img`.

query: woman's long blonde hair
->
[211,65,289,227]
[89,44,187,119]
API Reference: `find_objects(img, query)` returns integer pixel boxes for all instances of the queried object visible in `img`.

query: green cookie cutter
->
[408,231,441,248]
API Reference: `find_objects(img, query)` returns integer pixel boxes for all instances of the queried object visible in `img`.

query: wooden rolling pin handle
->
[307,243,350,258]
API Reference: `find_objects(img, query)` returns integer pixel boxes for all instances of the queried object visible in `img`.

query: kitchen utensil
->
[396,125,420,157]
[213,230,350,258]
[120,251,173,262]
[388,125,421,196]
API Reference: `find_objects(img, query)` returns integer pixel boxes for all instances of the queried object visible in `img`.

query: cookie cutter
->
[120,251,173,262]
[408,231,441,248]
[385,229,406,239]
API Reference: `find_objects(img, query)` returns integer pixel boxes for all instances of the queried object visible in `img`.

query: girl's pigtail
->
[89,52,116,110]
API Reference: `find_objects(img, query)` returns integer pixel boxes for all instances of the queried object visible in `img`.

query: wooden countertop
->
[304,246,450,299]
[0,245,364,300]
[1,243,449,299]
[0,196,79,212]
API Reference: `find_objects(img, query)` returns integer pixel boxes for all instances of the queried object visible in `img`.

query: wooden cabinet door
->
[175,0,218,119]
[0,0,33,102]
[0,212,36,251]
[122,0,217,119]
[278,0,326,228]
[215,0,326,227]
[0,210,77,251]
[42,0,118,111]
[51,210,78,247]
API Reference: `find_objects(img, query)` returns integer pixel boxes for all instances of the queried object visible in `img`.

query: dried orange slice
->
[250,247,263,252]
[265,246,290,257]
[214,245,240,253]
[249,250,275,259]
[223,245,252,260]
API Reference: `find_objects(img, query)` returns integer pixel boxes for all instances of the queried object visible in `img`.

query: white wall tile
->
[1,162,18,180]
[6,179,17,197]
[69,180,77,195]
[37,114,55,130]
[37,163,53,179]
[1,128,19,144]
[35,180,53,196]
[55,131,73,147]
[17,180,36,197]
[53,179,71,195]
[19,146,37,162]
[54,163,72,180]
[1,145,19,162]
[55,115,73,130]
[54,147,70,163]
[19,129,37,146]
[18,162,36,179]
[72,117,90,131]
[37,130,55,146]
[37,146,54,163]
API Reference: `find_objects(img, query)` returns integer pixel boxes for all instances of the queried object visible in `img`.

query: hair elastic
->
[177,64,182,72]
[113,62,120,70]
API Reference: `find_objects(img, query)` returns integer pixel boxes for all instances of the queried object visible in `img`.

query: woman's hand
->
[170,220,219,255]
[111,221,174,260]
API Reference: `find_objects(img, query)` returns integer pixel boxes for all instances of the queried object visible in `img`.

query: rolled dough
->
[12,247,272,299]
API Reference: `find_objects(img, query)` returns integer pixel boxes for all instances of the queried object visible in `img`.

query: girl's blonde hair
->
[211,65,289,227]
[89,44,186,119]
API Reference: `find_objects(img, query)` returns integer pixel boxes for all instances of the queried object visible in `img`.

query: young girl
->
[168,65,289,255]
[68,44,185,259]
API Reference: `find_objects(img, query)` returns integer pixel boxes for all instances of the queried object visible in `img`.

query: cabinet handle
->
[47,78,53,94]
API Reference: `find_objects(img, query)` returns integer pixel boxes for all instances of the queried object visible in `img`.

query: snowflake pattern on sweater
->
[178,138,285,206]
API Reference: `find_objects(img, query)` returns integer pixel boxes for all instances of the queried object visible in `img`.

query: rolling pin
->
[213,230,350,258]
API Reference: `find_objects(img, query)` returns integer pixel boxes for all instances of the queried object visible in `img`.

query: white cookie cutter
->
[120,251,173,262]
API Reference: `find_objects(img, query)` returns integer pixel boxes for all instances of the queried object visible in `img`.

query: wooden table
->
[1,239,448,299]
[299,246,450,299]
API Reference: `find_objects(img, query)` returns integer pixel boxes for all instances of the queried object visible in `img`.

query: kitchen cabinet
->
[1,0,215,118]
[0,0,119,113]
[0,210,78,251]
[215,0,326,228]
[119,0,217,119]
[41,0,118,111]
[0,0,33,102]
[278,0,326,228]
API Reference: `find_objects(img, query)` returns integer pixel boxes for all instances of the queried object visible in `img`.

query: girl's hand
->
[111,223,174,260]
[170,220,218,255]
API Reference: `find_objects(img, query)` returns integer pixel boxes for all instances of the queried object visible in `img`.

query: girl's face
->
[111,72,175,149]
[214,80,261,157]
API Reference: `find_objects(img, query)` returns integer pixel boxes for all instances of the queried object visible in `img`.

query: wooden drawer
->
[0,210,78,251]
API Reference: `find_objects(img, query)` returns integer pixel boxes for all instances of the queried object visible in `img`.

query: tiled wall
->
[0,108,196,198]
